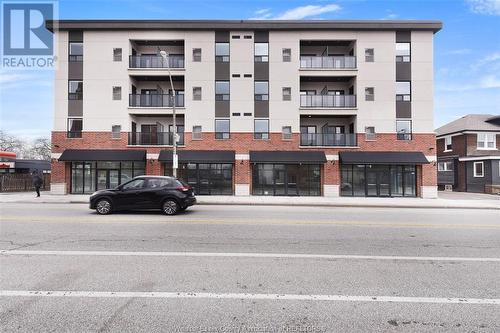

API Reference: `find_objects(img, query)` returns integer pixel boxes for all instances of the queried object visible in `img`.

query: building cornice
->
[46,19,442,33]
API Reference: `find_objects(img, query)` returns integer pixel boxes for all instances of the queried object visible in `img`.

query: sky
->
[0,0,499,139]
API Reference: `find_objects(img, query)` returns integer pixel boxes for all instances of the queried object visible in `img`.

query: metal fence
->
[0,173,51,192]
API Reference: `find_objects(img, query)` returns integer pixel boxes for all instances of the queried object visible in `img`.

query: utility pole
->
[160,50,178,177]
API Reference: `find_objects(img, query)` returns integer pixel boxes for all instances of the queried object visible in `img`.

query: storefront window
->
[252,164,321,196]
[341,164,417,197]
[165,163,233,195]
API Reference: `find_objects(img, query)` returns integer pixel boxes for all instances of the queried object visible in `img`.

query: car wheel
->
[95,199,112,215]
[162,199,179,215]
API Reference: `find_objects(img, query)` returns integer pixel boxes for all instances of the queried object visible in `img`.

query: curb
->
[2,200,499,210]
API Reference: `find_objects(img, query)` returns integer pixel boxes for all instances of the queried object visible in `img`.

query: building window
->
[252,164,321,196]
[282,48,291,62]
[113,48,122,62]
[215,81,230,101]
[69,42,83,61]
[193,87,202,100]
[244,35,252,39]
[477,133,496,150]
[396,43,411,62]
[444,136,452,151]
[193,48,202,62]
[365,87,374,101]
[68,81,83,100]
[255,81,269,101]
[365,48,374,62]
[215,119,230,140]
[396,81,411,101]
[215,43,229,62]
[111,125,121,139]
[67,118,82,138]
[282,126,292,140]
[232,35,240,39]
[438,161,453,172]
[396,120,412,140]
[254,119,269,140]
[192,126,202,140]
[365,126,376,141]
[282,87,291,101]
[473,161,484,177]
[112,86,121,100]
[255,43,269,62]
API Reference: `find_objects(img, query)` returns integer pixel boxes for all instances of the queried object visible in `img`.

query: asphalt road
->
[1,203,499,332]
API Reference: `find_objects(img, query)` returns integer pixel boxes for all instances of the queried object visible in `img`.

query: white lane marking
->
[0,290,498,305]
[1,250,500,262]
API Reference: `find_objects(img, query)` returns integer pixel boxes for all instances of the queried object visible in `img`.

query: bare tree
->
[30,137,51,160]
[0,131,51,160]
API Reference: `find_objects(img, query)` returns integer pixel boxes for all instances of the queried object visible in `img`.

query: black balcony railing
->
[300,56,356,69]
[129,55,185,68]
[300,133,357,147]
[129,94,184,107]
[128,132,185,146]
[300,95,356,108]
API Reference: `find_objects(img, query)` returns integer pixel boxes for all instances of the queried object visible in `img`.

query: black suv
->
[89,176,196,215]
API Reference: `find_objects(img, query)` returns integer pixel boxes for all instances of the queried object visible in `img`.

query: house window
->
[67,118,82,138]
[365,87,374,101]
[365,126,376,141]
[215,43,229,62]
[113,48,122,62]
[68,81,83,100]
[282,48,291,62]
[365,48,374,62]
[192,126,202,140]
[444,136,452,151]
[215,119,230,139]
[69,42,83,61]
[215,81,230,101]
[193,48,202,62]
[396,43,411,62]
[255,81,269,101]
[473,161,484,177]
[112,86,121,100]
[396,81,411,101]
[282,126,292,140]
[111,125,121,139]
[396,120,412,140]
[477,133,496,149]
[255,43,269,62]
[282,87,291,101]
[254,119,269,140]
[193,87,202,100]
[438,161,453,171]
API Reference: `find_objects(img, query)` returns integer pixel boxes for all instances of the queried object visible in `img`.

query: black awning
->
[339,151,429,165]
[159,150,235,163]
[249,151,327,164]
[59,149,146,162]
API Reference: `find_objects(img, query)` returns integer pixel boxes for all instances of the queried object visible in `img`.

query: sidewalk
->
[1,191,499,210]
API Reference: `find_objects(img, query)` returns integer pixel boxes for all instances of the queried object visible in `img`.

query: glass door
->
[378,166,390,197]
[366,166,378,196]
[286,165,299,196]
[109,170,120,189]
[96,170,120,190]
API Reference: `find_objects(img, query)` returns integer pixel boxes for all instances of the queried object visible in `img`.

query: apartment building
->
[47,20,441,198]
[436,114,500,194]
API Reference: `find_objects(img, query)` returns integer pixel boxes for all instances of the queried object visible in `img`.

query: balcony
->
[300,133,357,147]
[128,132,185,146]
[300,56,356,69]
[300,95,356,108]
[129,55,184,69]
[129,94,184,108]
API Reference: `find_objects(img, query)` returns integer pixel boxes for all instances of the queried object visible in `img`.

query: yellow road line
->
[1,216,499,229]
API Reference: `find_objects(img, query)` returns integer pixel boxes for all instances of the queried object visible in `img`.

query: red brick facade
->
[51,131,437,196]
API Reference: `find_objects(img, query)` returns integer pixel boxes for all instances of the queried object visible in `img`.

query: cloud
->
[470,51,500,71]
[443,48,472,55]
[437,74,500,92]
[466,0,500,15]
[249,4,341,20]
[381,10,398,20]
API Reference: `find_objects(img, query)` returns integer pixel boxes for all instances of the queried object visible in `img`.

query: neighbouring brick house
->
[47,19,441,198]
[436,114,500,194]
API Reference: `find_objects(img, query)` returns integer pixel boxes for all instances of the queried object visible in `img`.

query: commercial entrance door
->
[366,165,390,197]
[96,169,120,190]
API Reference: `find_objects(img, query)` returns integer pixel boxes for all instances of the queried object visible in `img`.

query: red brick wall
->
[51,131,437,196]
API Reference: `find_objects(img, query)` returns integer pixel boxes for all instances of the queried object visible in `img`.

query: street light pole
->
[160,50,177,178]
